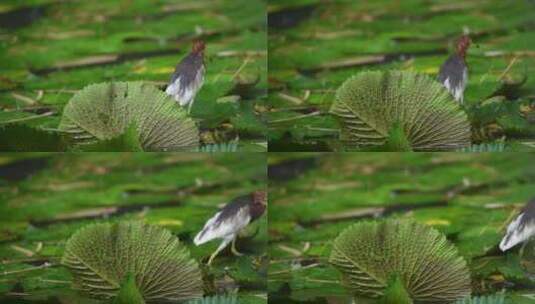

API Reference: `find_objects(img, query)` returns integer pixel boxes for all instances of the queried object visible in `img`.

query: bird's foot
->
[187,101,194,114]
[231,239,243,256]
[231,246,243,257]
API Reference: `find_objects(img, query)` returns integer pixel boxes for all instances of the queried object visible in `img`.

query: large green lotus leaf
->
[58,82,199,151]
[61,221,203,302]
[72,123,143,152]
[329,219,471,303]
[330,70,471,151]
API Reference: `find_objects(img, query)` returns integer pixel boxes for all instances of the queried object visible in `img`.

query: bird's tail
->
[194,211,220,246]
[193,228,209,245]
[499,213,528,252]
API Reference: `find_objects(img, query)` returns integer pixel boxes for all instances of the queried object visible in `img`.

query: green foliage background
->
[268,153,535,303]
[0,0,267,151]
[0,153,267,303]
[267,0,535,151]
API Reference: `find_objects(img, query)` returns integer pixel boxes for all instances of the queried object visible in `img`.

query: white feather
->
[500,213,535,251]
[165,80,180,96]
[194,207,251,246]
[443,77,452,91]
[442,68,468,104]
[457,69,468,104]
[453,87,462,103]
[165,66,205,108]
[193,211,222,245]
[178,87,196,106]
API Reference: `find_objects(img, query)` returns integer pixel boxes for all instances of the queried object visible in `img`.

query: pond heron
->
[438,35,471,105]
[500,198,535,252]
[165,40,205,113]
[194,190,267,265]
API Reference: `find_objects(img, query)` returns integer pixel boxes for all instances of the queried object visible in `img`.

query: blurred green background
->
[268,153,535,303]
[267,0,535,151]
[0,153,267,303]
[0,0,267,151]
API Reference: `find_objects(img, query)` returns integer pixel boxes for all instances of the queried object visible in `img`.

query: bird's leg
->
[187,100,194,114]
[207,237,232,266]
[231,237,243,256]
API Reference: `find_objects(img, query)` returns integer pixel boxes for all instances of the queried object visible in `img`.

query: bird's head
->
[253,190,267,207]
[249,190,267,221]
[192,40,205,56]
[456,35,471,58]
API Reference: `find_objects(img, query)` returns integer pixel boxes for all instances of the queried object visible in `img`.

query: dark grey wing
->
[438,55,465,89]
[193,196,252,245]
[217,194,253,222]
[169,53,204,88]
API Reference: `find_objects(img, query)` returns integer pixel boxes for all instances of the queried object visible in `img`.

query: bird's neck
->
[452,51,466,66]
[455,45,468,61]
[249,202,266,221]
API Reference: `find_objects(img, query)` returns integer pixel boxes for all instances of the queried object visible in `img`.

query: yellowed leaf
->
[422,67,439,74]
[154,219,183,227]
[152,67,175,74]
[425,219,450,226]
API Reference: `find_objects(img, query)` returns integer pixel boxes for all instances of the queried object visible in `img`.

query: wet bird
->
[500,198,535,251]
[165,40,206,113]
[194,190,267,265]
[438,35,471,105]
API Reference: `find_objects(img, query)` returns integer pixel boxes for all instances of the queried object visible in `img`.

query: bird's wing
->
[193,210,221,245]
[438,55,457,83]
[194,207,251,245]
[438,55,467,103]
[457,68,468,104]
[165,54,205,106]
[165,80,181,100]
[178,66,204,106]
[500,213,535,251]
